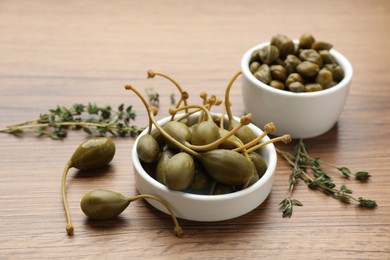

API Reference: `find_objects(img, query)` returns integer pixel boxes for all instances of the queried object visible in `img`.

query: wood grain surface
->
[1,0,389,259]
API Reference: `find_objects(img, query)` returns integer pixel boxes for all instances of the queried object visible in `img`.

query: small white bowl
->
[132,114,277,222]
[241,40,353,139]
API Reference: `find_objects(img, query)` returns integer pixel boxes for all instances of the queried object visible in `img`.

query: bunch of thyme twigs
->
[277,139,377,218]
[0,103,144,140]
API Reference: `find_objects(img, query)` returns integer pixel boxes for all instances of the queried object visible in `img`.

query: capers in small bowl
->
[248,33,345,93]
[126,70,290,222]
[241,33,353,138]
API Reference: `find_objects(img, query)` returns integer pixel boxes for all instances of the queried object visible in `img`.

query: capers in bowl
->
[249,33,345,92]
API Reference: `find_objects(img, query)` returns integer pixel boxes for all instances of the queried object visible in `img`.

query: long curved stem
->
[124,85,153,135]
[224,71,242,127]
[148,108,200,158]
[233,122,276,152]
[61,161,74,236]
[129,194,183,237]
[246,135,292,154]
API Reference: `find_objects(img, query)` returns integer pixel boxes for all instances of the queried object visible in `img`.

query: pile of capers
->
[128,70,291,196]
[249,33,345,92]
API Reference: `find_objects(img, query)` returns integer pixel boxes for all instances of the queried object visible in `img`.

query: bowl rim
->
[241,40,353,98]
[132,113,277,202]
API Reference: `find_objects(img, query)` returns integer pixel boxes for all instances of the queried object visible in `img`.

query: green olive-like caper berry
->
[137,134,161,163]
[70,137,116,170]
[288,81,305,92]
[270,65,287,82]
[163,152,195,190]
[299,33,315,49]
[80,189,130,220]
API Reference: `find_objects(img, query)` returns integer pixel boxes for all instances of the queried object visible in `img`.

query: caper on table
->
[61,137,116,236]
[249,33,345,92]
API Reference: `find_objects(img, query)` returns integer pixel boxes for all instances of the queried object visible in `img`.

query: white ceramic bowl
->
[241,40,353,139]
[132,114,277,222]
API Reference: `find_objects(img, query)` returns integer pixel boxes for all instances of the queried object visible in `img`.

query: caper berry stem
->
[233,122,276,152]
[147,70,189,116]
[169,105,213,123]
[61,160,74,236]
[128,194,183,237]
[124,84,153,135]
[224,71,242,127]
[246,134,292,153]
[148,107,200,158]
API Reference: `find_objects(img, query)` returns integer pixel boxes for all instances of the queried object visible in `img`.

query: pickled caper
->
[199,149,254,185]
[259,45,280,65]
[285,73,305,87]
[299,49,323,67]
[299,33,315,49]
[288,81,305,92]
[304,83,323,92]
[271,34,295,58]
[163,152,195,190]
[316,68,333,89]
[270,80,285,90]
[212,183,235,195]
[270,65,287,82]
[191,120,221,146]
[137,134,160,163]
[296,61,320,78]
[254,64,272,84]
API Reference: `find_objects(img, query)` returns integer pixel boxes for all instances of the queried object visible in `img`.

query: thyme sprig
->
[277,139,377,218]
[0,103,144,140]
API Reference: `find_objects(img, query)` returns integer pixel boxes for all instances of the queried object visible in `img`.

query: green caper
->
[189,168,214,194]
[288,81,305,92]
[163,152,195,190]
[155,147,176,184]
[296,61,320,78]
[270,65,287,81]
[311,40,333,51]
[162,121,191,148]
[270,80,285,90]
[190,120,221,146]
[199,149,254,185]
[80,189,130,220]
[325,64,345,82]
[285,73,305,87]
[254,64,272,84]
[316,68,333,89]
[299,49,323,67]
[319,50,337,64]
[271,34,295,58]
[284,54,302,74]
[137,134,161,163]
[304,83,323,92]
[259,45,280,65]
[249,61,261,74]
[212,183,235,195]
[70,137,116,170]
[299,33,315,49]
[249,152,267,178]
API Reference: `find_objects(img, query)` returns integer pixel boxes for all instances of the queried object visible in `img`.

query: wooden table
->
[1,0,389,259]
